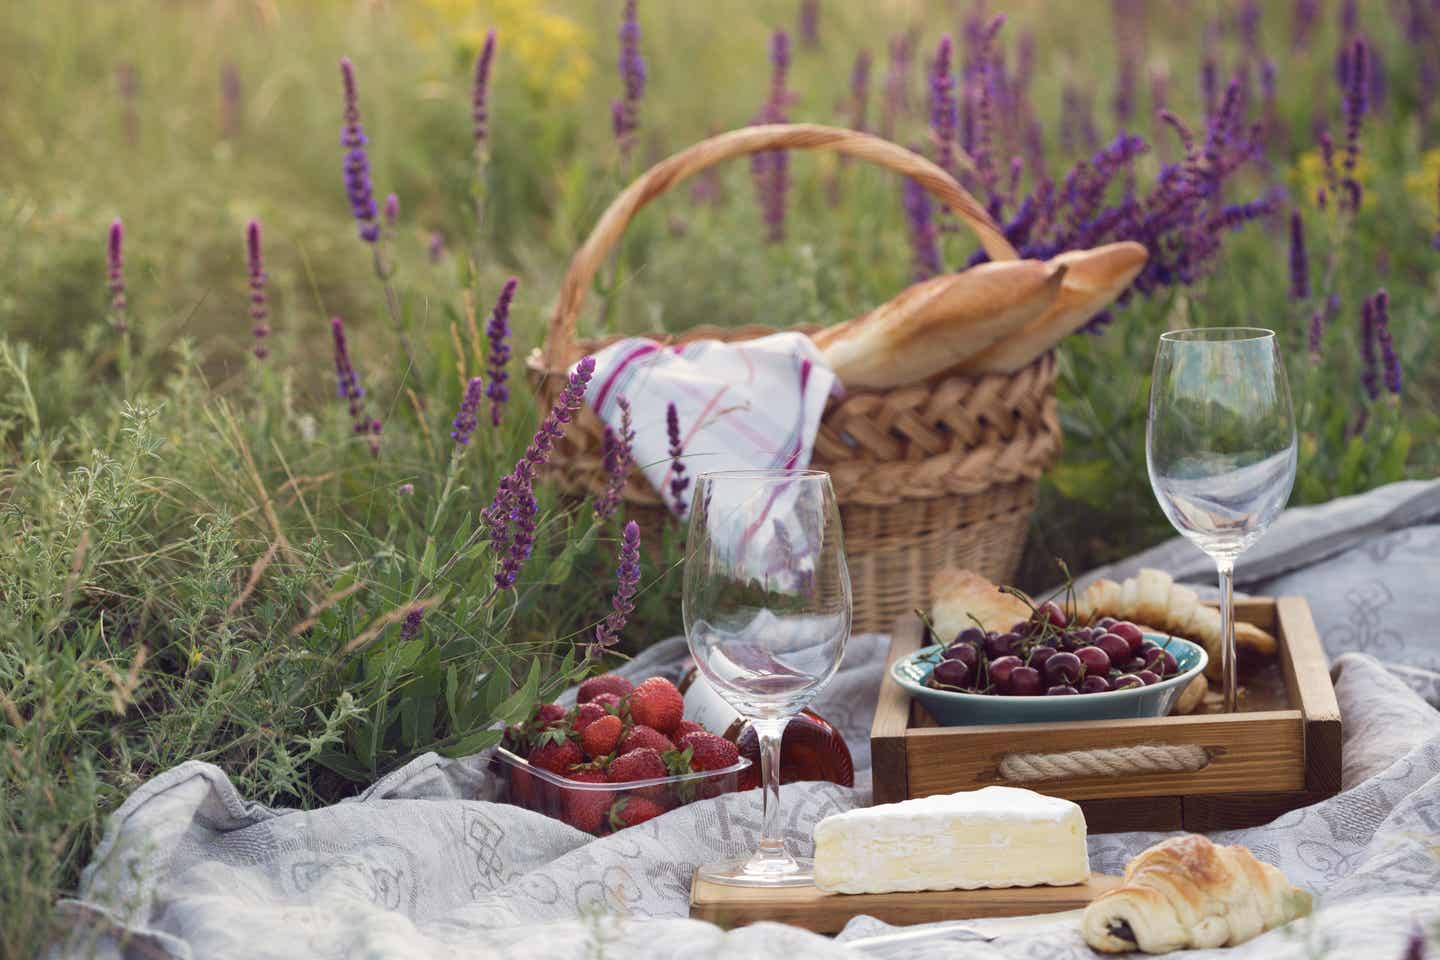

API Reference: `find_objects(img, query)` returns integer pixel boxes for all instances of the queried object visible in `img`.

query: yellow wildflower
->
[1403,148,1440,217]
[412,0,592,106]
[1291,148,1372,212]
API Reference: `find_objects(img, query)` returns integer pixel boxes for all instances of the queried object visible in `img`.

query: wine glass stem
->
[751,717,792,866]
[1217,558,1237,713]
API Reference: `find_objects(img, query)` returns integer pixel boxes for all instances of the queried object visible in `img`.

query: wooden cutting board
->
[689,871,1121,933]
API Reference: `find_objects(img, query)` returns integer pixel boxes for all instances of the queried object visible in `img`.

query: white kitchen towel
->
[580,331,837,514]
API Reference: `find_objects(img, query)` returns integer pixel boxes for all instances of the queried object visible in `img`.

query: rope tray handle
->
[540,122,1018,371]
[998,743,1213,783]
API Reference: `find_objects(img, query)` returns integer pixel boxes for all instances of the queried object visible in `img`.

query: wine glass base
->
[697,856,815,888]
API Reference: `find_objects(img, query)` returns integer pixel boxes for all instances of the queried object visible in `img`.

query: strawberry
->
[528,736,583,776]
[679,732,740,771]
[620,724,675,755]
[509,766,536,807]
[533,702,567,728]
[608,795,668,830]
[629,677,684,735]
[573,702,605,733]
[580,714,623,759]
[674,720,708,740]
[607,746,670,803]
[560,768,613,833]
[592,692,625,715]
[578,674,634,704]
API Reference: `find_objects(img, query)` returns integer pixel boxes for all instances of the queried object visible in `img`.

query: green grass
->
[2,0,1438,953]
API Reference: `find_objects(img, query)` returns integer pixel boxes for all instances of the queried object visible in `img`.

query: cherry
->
[1044,651,1083,686]
[1075,645,1112,676]
[985,632,1019,659]
[989,655,1024,689]
[1096,616,1118,629]
[1038,600,1068,628]
[1136,669,1161,686]
[942,643,980,673]
[1113,673,1144,690]
[1008,666,1043,696]
[1027,645,1058,671]
[1080,675,1112,694]
[1109,621,1145,654]
[932,658,972,689]
[956,627,987,647]
[1046,684,1079,695]
[1096,634,1132,665]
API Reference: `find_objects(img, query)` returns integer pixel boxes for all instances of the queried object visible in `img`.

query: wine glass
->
[1146,328,1296,713]
[682,469,851,887]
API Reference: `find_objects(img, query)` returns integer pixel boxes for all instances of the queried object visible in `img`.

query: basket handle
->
[542,122,1019,370]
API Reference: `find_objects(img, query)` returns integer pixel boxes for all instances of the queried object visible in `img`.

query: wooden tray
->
[871,597,1342,832]
[689,871,1122,933]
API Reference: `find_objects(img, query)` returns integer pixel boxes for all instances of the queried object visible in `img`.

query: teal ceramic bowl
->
[890,633,1208,726]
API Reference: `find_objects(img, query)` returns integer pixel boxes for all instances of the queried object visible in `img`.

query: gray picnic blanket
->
[53,480,1440,959]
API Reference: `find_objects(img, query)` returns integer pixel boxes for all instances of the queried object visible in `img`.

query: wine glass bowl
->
[1146,328,1296,712]
[683,469,851,887]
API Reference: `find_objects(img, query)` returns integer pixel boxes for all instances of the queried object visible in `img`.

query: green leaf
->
[492,658,542,725]
[419,539,438,580]
[438,728,502,759]
[314,749,373,782]
[445,665,460,728]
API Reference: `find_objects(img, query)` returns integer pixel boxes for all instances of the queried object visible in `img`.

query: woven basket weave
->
[527,124,1062,632]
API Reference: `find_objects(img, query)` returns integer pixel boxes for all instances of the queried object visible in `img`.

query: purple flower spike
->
[751,31,792,244]
[590,520,641,658]
[594,395,634,520]
[339,58,379,244]
[849,49,872,132]
[613,0,646,154]
[1433,169,1440,251]
[107,218,127,333]
[1359,296,1379,401]
[798,0,819,49]
[666,402,690,516]
[903,176,942,281]
[1339,38,1368,212]
[1288,210,1309,301]
[473,29,495,151]
[384,193,399,228]
[486,356,597,589]
[330,316,381,452]
[1373,289,1401,396]
[486,277,517,427]
[928,35,958,175]
[1292,0,1320,50]
[399,607,424,640]
[428,230,446,263]
[246,220,269,359]
[451,376,484,447]
[1307,308,1324,359]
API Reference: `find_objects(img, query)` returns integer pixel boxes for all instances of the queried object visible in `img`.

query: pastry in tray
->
[1081,834,1312,953]
[1074,568,1278,681]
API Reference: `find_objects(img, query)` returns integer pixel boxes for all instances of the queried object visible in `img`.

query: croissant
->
[1075,568,1278,680]
[1082,834,1312,954]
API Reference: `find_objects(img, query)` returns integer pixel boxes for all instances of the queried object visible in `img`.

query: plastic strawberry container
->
[490,746,752,835]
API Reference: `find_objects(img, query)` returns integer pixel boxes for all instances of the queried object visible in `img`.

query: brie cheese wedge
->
[812,786,1090,894]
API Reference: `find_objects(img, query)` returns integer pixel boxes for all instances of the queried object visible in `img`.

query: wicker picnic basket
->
[527,124,1062,632]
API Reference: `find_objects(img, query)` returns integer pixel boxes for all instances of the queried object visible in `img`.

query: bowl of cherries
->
[890,601,1208,726]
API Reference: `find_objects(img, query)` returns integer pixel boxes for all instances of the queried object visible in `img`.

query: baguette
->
[956,241,1149,375]
[812,259,1066,389]
[930,567,1033,640]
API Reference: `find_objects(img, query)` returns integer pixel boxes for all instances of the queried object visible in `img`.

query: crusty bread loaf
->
[957,241,1149,375]
[930,567,1033,640]
[812,259,1066,389]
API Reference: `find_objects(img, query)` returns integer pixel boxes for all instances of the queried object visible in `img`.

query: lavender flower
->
[612,0,646,154]
[1113,58,1136,127]
[1201,53,1218,119]
[849,49,872,132]
[486,356,597,589]
[220,61,242,139]
[451,376,484,447]
[798,0,819,48]
[666,402,689,516]
[331,316,381,453]
[399,607,424,640]
[1433,169,1440,251]
[1373,289,1401,396]
[485,277,517,427]
[590,520,641,658]
[1292,0,1321,50]
[903,176,942,280]
[1309,292,1340,360]
[751,31,792,243]
[339,58,379,243]
[384,193,399,228]
[107,218,127,333]
[928,35,958,175]
[966,16,1005,196]
[473,30,495,152]
[428,230,446,263]
[1317,129,1337,209]
[594,396,634,521]
[880,31,915,140]
[1340,0,1358,37]
[1288,210,1309,301]
[1339,38,1368,212]
[1360,296,1379,401]
[1236,0,1262,53]
[246,220,269,359]
[398,482,414,496]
